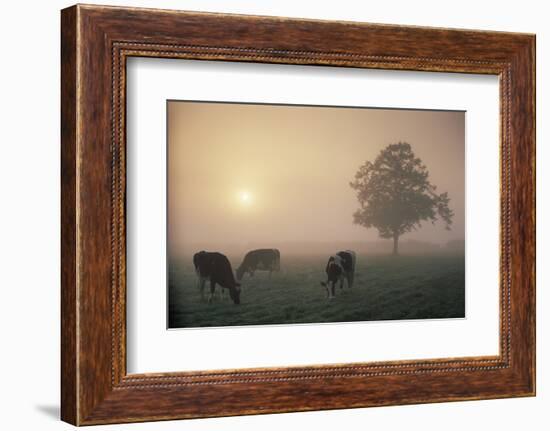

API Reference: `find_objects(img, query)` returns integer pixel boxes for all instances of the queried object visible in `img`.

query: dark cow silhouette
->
[193,251,241,304]
[320,250,356,299]
[236,249,281,281]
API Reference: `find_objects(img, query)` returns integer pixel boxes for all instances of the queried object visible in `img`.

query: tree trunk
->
[392,233,399,256]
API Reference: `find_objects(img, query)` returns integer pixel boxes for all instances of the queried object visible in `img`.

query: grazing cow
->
[193,251,241,304]
[236,249,281,281]
[320,250,356,299]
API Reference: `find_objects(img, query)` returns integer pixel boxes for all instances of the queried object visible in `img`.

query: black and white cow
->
[236,249,281,281]
[320,250,356,299]
[193,251,241,304]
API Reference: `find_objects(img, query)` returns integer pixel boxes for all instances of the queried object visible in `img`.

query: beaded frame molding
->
[61,4,535,425]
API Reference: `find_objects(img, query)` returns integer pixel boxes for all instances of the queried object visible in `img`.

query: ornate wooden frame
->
[61,4,535,425]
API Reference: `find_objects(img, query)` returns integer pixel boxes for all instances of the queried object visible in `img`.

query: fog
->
[168,101,465,258]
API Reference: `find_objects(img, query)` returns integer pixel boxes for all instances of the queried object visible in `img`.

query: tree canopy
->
[349,142,453,254]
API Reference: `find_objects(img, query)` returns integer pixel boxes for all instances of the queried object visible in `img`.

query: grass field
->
[168,253,465,329]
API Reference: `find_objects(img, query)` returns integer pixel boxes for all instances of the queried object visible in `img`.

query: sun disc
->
[238,190,253,206]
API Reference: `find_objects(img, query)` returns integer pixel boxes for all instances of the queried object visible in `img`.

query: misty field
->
[168,253,465,328]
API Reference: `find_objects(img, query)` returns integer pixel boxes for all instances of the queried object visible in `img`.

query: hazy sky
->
[168,101,464,255]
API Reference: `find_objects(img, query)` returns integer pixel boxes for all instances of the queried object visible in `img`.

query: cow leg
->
[208,280,216,304]
[339,277,344,290]
[330,282,336,299]
[199,277,206,302]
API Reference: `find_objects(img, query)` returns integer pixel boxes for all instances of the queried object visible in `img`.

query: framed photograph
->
[61,4,535,425]
[165,101,465,329]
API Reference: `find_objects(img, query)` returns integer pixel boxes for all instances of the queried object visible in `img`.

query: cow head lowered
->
[228,284,241,304]
[235,264,246,281]
[193,251,241,304]
[235,249,281,281]
[320,259,344,299]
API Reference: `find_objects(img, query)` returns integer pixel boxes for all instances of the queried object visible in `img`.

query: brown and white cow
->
[193,251,241,304]
[320,250,356,299]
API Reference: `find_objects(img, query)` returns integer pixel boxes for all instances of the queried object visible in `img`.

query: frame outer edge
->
[509,35,536,395]
[61,4,536,424]
[531,34,536,396]
[524,34,536,395]
[526,35,536,396]
[61,5,79,426]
